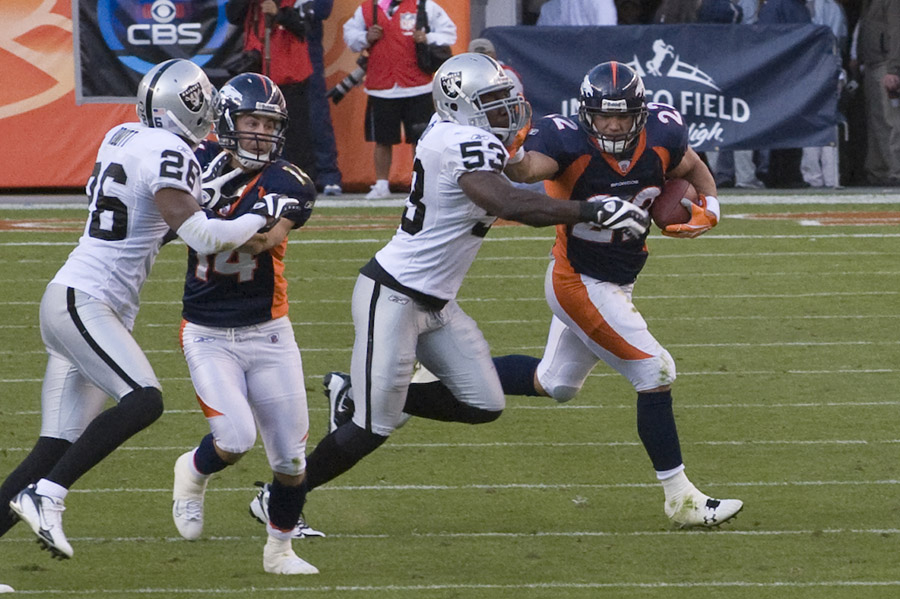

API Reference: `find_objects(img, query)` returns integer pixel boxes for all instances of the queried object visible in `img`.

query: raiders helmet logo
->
[179,82,204,113]
[440,71,462,99]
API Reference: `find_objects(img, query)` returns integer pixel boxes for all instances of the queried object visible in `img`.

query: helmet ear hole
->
[450,102,458,111]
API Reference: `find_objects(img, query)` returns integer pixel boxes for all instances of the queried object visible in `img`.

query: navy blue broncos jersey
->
[182,141,315,327]
[525,103,689,284]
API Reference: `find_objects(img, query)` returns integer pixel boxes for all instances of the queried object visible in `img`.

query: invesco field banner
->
[74,0,242,103]
[485,24,840,151]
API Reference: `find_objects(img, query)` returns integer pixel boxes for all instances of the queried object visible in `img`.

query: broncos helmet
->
[216,73,288,170]
[578,61,649,154]
[432,53,529,145]
[136,59,216,147]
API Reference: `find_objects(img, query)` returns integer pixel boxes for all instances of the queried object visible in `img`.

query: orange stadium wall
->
[0,0,470,191]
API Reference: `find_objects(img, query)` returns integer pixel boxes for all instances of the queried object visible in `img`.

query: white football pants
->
[180,316,309,475]
[39,283,160,442]
[536,259,676,400]
[349,274,505,436]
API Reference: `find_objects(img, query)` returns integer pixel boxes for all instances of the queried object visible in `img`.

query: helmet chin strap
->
[234,147,269,170]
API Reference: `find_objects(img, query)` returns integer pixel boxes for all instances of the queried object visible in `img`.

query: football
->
[650,178,699,229]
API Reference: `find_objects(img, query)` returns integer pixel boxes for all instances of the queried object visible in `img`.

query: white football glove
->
[250,193,302,231]
[200,151,242,212]
[585,196,650,239]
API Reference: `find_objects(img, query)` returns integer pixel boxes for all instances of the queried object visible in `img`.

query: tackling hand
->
[586,197,650,239]
[662,195,720,238]
[200,152,242,212]
[250,193,303,231]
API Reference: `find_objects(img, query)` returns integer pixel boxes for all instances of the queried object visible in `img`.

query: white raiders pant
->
[350,274,505,437]
[180,316,309,475]
[38,283,161,442]
[536,258,677,400]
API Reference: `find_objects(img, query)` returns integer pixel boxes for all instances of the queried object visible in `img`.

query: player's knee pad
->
[546,385,580,403]
[633,350,677,392]
[213,420,258,456]
[119,386,164,428]
[537,372,583,403]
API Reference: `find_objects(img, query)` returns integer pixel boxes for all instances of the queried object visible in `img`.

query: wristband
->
[507,146,525,165]
[702,194,721,221]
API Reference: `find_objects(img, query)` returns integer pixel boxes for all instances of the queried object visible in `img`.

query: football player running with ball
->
[0,59,286,559]
[170,73,322,575]
[495,61,741,528]
[278,53,649,508]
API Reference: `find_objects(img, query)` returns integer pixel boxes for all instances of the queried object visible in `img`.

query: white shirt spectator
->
[537,0,617,26]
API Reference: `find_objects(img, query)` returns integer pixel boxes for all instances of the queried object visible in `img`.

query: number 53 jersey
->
[372,117,505,303]
[525,104,689,285]
[51,123,201,329]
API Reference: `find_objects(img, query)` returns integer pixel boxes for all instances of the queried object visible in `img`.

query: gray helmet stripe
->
[144,60,177,129]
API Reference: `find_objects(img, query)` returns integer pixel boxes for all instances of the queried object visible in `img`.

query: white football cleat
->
[0,583,14,593]
[9,484,73,559]
[248,482,325,538]
[263,537,319,575]
[172,451,208,540]
[665,489,743,528]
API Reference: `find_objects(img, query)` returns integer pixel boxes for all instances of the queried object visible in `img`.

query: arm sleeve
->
[343,6,369,52]
[176,211,267,255]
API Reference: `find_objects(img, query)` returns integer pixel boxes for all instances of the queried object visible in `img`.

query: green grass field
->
[1,193,899,597]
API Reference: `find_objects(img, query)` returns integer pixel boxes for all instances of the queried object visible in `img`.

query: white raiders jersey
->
[374,117,510,301]
[51,122,201,328]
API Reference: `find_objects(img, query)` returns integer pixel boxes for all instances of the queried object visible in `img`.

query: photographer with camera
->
[342,0,456,199]
[226,0,317,181]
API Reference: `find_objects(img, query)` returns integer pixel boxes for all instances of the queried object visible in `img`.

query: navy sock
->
[268,477,308,531]
[193,433,229,476]
[492,355,541,396]
[636,390,683,471]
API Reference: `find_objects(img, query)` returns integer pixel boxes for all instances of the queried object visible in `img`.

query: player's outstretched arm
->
[459,171,648,238]
[503,149,559,184]
[460,170,582,226]
[155,187,266,255]
[237,218,293,255]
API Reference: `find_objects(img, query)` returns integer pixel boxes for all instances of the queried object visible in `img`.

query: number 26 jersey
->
[51,123,201,329]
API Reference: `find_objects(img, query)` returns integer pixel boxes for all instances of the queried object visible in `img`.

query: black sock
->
[45,387,163,489]
[492,355,542,396]
[636,390,683,471]
[0,436,71,537]
[268,477,308,531]
[193,433,229,475]
[305,423,387,490]
[403,381,502,423]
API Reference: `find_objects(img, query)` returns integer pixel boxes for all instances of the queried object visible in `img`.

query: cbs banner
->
[485,24,841,151]
[75,0,243,102]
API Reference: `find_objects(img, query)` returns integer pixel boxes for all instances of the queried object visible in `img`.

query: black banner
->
[485,24,841,151]
[74,0,244,103]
